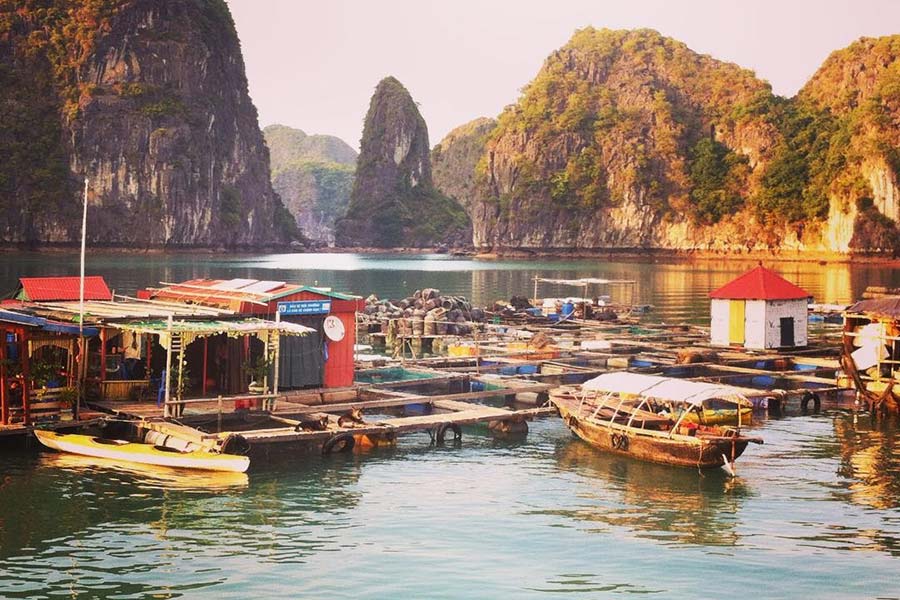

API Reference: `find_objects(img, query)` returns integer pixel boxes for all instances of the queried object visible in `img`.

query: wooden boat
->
[550,373,763,471]
[34,430,250,473]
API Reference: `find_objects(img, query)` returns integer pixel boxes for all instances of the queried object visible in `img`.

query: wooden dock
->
[87,376,559,457]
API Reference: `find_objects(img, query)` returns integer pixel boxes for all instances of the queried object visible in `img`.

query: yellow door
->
[729,300,745,344]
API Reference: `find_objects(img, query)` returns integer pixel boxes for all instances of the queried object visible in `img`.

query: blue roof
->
[0,310,99,337]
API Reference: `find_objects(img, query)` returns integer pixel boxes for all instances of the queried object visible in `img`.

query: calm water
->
[1,252,900,598]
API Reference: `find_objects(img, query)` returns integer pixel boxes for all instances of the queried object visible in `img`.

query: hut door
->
[780,317,795,347]
[729,300,746,344]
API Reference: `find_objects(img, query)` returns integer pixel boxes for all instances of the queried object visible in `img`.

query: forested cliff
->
[334,76,470,248]
[433,28,900,255]
[0,0,295,248]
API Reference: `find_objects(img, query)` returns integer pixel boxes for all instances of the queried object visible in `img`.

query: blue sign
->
[277,300,331,315]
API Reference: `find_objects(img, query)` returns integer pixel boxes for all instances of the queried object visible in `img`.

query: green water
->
[1,252,900,598]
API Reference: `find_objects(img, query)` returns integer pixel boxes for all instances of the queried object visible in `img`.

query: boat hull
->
[553,398,750,469]
[34,430,250,473]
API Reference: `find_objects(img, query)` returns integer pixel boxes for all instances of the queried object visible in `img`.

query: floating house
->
[138,279,364,389]
[2,276,317,420]
[0,309,98,427]
[840,297,900,414]
[709,266,809,350]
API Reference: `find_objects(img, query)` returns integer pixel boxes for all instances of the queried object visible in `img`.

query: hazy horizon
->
[225,0,900,149]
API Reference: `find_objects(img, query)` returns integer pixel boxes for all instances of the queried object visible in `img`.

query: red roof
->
[708,266,809,300]
[19,276,113,302]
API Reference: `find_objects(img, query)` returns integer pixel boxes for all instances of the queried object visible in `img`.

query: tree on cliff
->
[334,76,470,248]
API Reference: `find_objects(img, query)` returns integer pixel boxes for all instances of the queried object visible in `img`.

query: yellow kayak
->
[34,430,250,473]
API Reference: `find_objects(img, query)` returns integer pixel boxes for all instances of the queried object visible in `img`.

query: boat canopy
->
[533,277,635,286]
[581,372,753,407]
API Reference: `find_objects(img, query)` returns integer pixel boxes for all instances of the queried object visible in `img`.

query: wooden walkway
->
[88,380,559,452]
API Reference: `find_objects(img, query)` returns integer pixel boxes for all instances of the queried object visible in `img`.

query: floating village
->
[2,265,897,477]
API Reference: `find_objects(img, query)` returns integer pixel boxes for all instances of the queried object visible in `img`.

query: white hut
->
[709,266,810,350]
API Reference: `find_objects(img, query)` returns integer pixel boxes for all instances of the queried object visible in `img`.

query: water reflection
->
[834,414,900,510]
[547,440,751,547]
[0,252,894,325]
[39,453,250,490]
[0,451,367,598]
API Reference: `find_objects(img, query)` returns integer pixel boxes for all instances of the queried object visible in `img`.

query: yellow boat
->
[672,403,753,426]
[34,430,250,473]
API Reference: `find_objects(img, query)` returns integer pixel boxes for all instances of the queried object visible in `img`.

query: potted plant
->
[242,357,270,394]
[56,387,78,421]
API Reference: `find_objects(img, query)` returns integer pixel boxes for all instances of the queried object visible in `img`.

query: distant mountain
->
[334,77,470,248]
[433,28,900,256]
[264,125,357,245]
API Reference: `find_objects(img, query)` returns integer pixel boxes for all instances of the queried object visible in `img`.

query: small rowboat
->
[34,430,250,473]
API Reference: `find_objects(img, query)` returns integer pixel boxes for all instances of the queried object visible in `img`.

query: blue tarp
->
[0,310,99,337]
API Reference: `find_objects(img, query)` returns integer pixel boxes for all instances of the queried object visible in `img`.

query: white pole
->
[77,178,88,416]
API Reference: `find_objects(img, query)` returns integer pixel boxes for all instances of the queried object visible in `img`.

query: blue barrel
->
[562,302,575,317]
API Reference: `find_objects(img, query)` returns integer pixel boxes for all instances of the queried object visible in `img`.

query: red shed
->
[139,279,363,388]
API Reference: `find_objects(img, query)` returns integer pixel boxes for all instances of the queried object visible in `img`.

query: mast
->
[77,178,88,417]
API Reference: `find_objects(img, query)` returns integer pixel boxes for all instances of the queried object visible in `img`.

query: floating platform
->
[87,374,558,462]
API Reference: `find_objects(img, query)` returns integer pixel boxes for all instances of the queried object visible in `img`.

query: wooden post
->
[21,329,30,425]
[474,325,480,376]
[0,326,6,425]
[217,394,222,433]
[164,316,173,418]
[176,334,185,417]
[273,311,280,398]
[263,332,270,394]
[202,337,208,396]
[146,334,152,378]
[99,327,107,385]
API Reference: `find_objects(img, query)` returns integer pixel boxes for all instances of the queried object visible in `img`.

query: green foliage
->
[755,103,843,223]
[550,147,608,210]
[273,200,303,243]
[219,185,244,233]
[688,137,747,224]
[0,56,76,236]
[140,97,185,119]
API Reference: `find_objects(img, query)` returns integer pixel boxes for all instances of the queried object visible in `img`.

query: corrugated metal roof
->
[846,297,900,319]
[145,279,361,305]
[708,266,809,300]
[0,308,99,336]
[19,276,113,302]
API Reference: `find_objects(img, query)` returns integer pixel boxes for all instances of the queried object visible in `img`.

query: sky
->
[225,0,900,150]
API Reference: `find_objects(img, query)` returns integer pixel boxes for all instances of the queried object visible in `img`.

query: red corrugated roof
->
[19,276,113,302]
[708,266,809,300]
